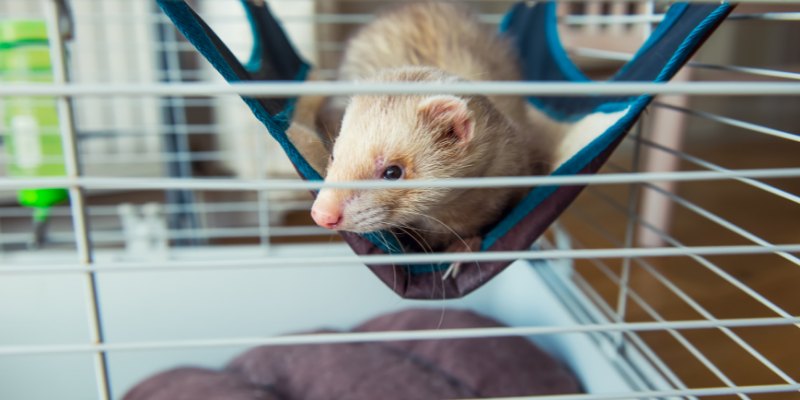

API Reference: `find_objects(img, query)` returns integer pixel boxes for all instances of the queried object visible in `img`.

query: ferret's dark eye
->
[382,165,404,180]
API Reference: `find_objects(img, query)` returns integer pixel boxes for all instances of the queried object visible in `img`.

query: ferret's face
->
[310,94,475,233]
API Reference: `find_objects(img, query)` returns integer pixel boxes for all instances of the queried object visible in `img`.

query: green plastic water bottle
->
[1,20,68,243]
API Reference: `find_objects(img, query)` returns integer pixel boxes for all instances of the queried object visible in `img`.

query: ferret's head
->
[310,83,481,234]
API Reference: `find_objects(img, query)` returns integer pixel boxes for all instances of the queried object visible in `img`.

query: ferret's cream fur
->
[311,3,556,251]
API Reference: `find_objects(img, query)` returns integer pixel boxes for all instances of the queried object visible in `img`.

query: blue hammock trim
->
[486,2,734,250]
[156,0,734,299]
[156,0,319,181]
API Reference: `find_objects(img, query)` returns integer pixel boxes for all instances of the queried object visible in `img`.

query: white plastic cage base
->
[0,242,674,400]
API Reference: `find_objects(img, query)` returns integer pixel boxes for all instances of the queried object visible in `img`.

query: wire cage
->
[1,0,799,399]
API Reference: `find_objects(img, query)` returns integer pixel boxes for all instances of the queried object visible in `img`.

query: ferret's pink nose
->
[311,200,342,229]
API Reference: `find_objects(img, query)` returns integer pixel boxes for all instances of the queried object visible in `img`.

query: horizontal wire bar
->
[569,205,799,385]
[556,234,720,389]
[1,244,799,275]
[630,168,800,267]
[39,123,264,137]
[7,123,405,137]
[585,185,797,321]
[682,61,800,81]
[0,317,797,356]
[0,151,262,165]
[2,82,799,97]
[568,47,800,81]
[564,12,800,24]
[568,47,649,62]
[563,263,695,395]
[653,102,800,142]
[9,0,800,25]
[58,11,800,25]
[479,384,800,400]
[608,155,798,267]
[567,236,749,395]
[714,12,800,21]
[631,265,799,386]
[17,98,795,143]
[0,200,313,218]
[579,185,800,382]
[0,226,332,246]
[632,264,800,385]
[1,169,799,191]
[627,138,800,205]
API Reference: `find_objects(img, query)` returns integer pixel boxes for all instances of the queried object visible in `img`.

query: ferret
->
[310,3,555,261]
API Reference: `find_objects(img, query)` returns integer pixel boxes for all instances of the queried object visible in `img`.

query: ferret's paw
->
[441,236,483,280]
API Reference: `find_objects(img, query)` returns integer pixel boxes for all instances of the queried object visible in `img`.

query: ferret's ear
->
[417,95,474,145]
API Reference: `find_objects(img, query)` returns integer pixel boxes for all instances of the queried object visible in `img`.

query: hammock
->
[157,0,734,299]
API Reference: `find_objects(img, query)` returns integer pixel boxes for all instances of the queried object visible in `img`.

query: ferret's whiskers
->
[389,206,442,235]
[374,225,394,253]
[318,116,337,148]
[379,228,402,294]
[379,222,443,301]
[436,299,447,329]
[395,210,468,248]
[394,223,436,255]
[376,221,437,279]
[385,212,442,300]
[394,209,480,280]
[294,130,327,146]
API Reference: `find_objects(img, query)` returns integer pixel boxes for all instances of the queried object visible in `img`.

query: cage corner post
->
[40,0,113,399]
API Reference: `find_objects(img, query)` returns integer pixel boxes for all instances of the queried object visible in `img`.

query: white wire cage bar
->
[2,317,799,356]
[1,1,799,400]
[2,81,800,97]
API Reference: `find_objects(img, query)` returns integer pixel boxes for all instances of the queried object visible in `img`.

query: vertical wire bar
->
[642,1,654,39]
[631,133,800,205]
[614,120,644,351]
[256,177,273,252]
[539,236,695,398]
[252,3,275,251]
[569,216,754,399]
[157,5,202,246]
[569,236,742,399]
[609,1,626,36]
[41,1,112,399]
[638,176,800,267]
[253,112,272,252]
[652,102,800,143]
[0,208,5,262]
[576,190,800,383]
[103,0,127,160]
[608,154,800,266]
[587,182,800,324]
[584,1,602,35]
